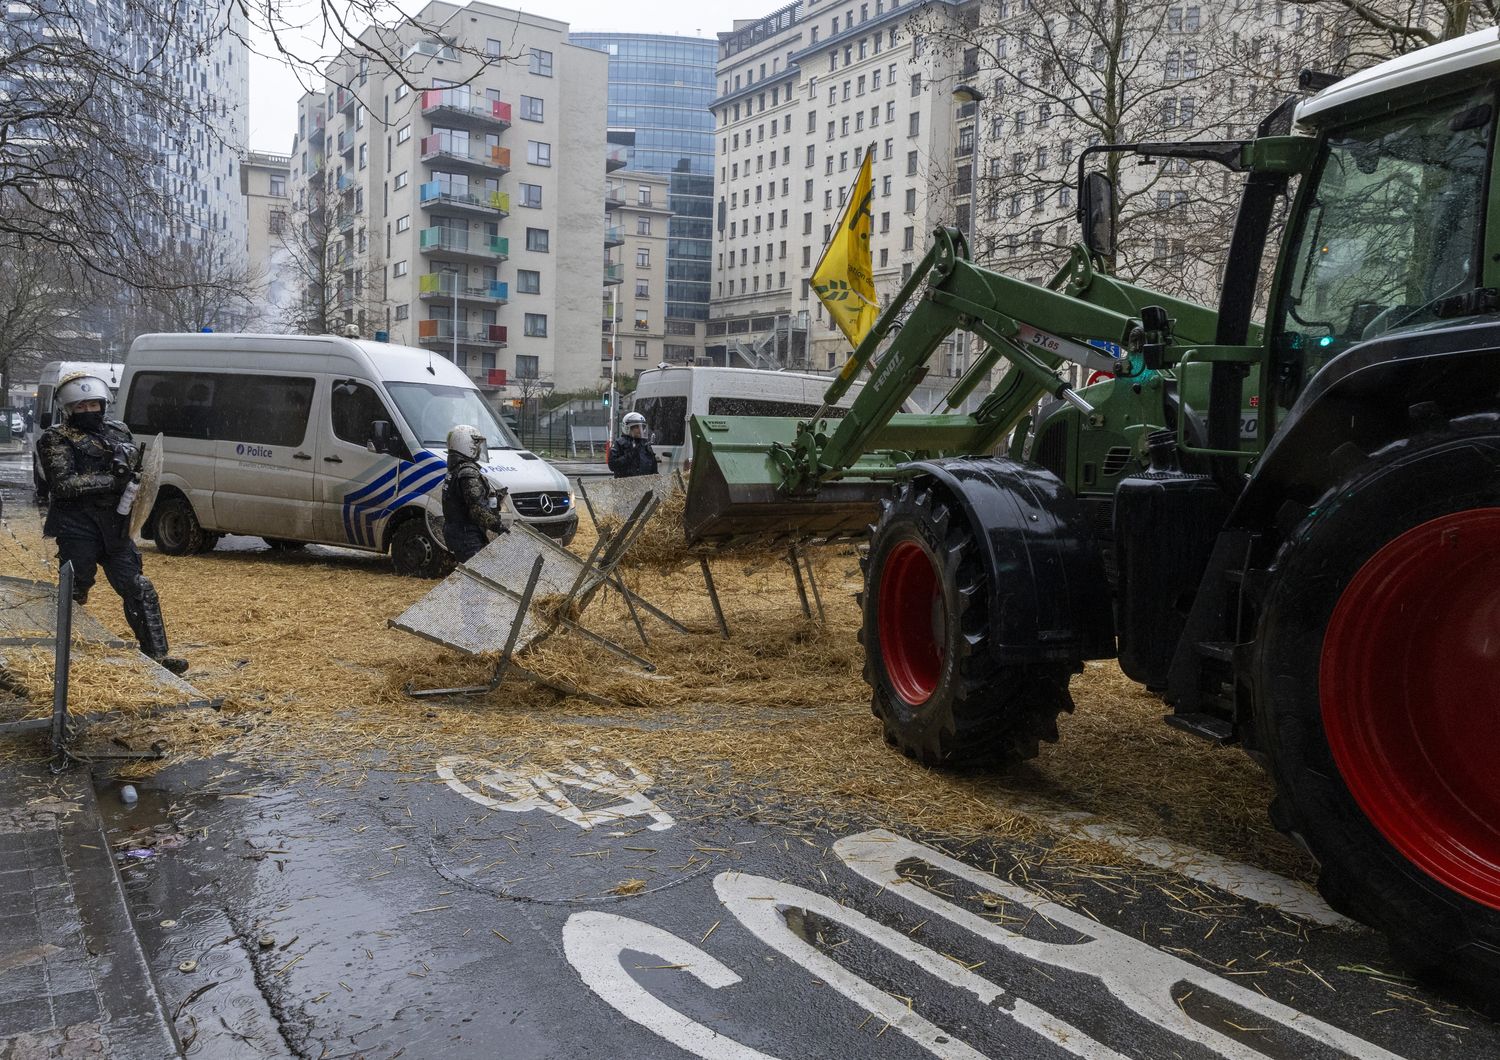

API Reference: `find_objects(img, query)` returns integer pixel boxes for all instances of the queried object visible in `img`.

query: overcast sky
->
[246,0,731,152]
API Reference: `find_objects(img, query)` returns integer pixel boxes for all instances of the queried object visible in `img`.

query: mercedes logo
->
[538,494,555,515]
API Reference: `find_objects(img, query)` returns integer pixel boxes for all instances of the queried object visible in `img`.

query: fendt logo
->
[235,443,274,458]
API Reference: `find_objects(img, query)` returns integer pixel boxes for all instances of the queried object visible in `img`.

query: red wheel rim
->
[878,540,944,705]
[1321,509,1500,909]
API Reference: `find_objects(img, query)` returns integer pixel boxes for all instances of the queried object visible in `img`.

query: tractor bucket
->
[682,415,894,548]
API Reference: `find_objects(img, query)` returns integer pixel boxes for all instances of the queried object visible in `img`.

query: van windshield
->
[385,382,522,450]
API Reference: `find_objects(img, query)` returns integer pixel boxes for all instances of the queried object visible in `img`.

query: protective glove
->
[111,442,141,478]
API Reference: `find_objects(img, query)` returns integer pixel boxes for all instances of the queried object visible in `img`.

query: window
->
[396,215,410,233]
[520,95,544,121]
[910,73,922,96]
[331,381,396,447]
[635,279,650,298]
[524,313,548,337]
[527,141,551,166]
[636,248,650,267]
[904,188,916,213]
[526,227,549,252]
[529,48,553,76]
[907,150,918,175]
[520,182,542,208]
[902,226,914,250]
[392,260,408,277]
[515,354,539,379]
[268,209,286,235]
[397,125,411,144]
[269,174,286,196]
[637,216,651,235]
[634,312,650,331]
[358,143,368,169]
[908,112,920,136]
[395,304,409,320]
[393,171,408,190]
[124,372,315,445]
[637,185,652,205]
[517,269,541,294]
[632,395,687,446]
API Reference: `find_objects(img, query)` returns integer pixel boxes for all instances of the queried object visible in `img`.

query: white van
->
[629,365,917,472]
[119,333,576,575]
[31,361,126,496]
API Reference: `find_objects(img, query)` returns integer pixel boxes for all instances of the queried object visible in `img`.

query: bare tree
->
[130,235,270,333]
[1283,0,1499,59]
[912,0,1336,305]
[276,177,343,334]
[0,236,79,396]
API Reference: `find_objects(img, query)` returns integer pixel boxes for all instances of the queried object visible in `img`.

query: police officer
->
[608,411,659,478]
[442,424,507,563]
[37,374,187,675]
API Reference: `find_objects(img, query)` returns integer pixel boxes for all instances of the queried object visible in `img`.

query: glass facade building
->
[574,33,716,321]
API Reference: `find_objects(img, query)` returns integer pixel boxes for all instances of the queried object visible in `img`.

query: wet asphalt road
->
[97,753,1500,1060]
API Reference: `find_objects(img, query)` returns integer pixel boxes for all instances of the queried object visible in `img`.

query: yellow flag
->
[811,150,878,349]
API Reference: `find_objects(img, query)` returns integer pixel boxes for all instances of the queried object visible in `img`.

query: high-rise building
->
[710,0,970,377]
[239,151,293,325]
[572,33,717,365]
[284,1,609,398]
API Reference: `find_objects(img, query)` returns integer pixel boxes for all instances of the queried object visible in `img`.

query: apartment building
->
[285,1,608,397]
[604,172,672,377]
[710,0,972,374]
[710,0,1350,382]
[239,151,294,322]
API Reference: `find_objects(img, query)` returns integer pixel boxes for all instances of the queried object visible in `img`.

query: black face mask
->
[70,411,105,433]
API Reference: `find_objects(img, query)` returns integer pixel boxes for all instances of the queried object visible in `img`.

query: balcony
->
[483,368,509,390]
[418,319,509,347]
[402,40,458,62]
[336,211,354,234]
[603,262,623,286]
[605,146,629,172]
[418,274,509,305]
[604,225,624,247]
[308,112,326,143]
[418,227,508,262]
[604,187,624,211]
[337,173,359,196]
[337,131,354,157]
[419,89,512,130]
[419,136,510,174]
[337,87,356,115]
[418,181,509,216]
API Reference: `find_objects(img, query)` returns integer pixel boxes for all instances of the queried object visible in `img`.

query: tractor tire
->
[859,480,1075,766]
[152,494,208,556]
[389,517,451,578]
[1252,414,1500,997]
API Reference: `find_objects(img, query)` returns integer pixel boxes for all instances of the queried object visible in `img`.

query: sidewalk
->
[0,757,179,1059]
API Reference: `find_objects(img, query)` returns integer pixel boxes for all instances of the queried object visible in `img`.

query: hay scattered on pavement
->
[0,500,1308,880]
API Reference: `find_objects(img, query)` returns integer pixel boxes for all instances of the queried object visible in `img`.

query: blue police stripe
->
[341,451,446,547]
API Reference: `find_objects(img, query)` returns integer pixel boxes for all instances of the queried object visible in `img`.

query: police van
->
[119,333,576,575]
[629,365,919,473]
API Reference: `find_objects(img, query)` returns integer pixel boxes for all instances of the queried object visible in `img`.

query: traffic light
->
[602,395,610,407]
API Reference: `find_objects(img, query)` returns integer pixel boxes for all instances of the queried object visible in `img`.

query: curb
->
[60,775,182,1058]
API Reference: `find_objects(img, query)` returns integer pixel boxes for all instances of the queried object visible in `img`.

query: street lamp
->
[952,84,985,382]
[440,265,459,369]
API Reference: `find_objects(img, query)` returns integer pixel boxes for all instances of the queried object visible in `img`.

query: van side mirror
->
[368,420,392,454]
[38,411,52,429]
[1080,172,1116,261]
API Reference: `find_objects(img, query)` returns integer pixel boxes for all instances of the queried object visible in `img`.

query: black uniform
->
[608,434,659,478]
[442,456,506,563]
[36,418,185,673]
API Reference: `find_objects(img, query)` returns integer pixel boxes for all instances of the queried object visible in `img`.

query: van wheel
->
[389,519,450,578]
[153,495,207,556]
[263,538,306,552]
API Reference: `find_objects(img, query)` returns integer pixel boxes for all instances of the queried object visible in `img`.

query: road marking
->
[436,754,674,832]
[562,912,777,1059]
[835,830,1402,1060]
[714,872,1125,1059]
[1008,804,1353,928]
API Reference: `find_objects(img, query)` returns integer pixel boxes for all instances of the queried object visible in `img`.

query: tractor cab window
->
[1271,93,1492,404]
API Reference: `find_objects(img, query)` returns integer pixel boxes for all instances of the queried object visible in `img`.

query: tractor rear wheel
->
[860,480,1074,766]
[1253,416,1500,995]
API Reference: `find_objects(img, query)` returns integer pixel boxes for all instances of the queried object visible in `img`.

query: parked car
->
[120,332,576,575]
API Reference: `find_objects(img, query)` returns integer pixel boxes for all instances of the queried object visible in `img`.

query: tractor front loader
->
[685,31,1500,994]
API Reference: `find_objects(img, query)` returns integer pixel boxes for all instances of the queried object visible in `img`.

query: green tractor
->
[685,31,1500,991]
